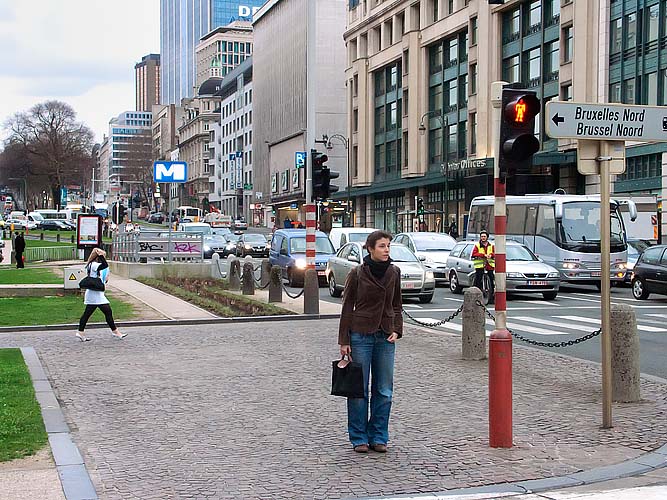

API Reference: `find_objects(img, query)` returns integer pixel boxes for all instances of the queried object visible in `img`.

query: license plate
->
[403,282,416,289]
[317,271,325,276]
[591,271,601,277]
[528,280,548,286]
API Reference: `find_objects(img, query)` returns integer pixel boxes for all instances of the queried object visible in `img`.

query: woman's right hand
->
[340,344,351,357]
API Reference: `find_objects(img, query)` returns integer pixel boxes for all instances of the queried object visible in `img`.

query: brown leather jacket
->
[338,263,404,345]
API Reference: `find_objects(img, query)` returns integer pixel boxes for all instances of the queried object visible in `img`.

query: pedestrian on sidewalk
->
[338,230,403,454]
[14,232,25,269]
[76,247,126,342]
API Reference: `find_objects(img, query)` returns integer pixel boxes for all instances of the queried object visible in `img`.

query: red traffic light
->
[504,94,540,124]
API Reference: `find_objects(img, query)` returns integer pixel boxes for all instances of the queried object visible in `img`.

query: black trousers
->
[16,252,24,268]
[474,268,495,298]
[78,304,116,331]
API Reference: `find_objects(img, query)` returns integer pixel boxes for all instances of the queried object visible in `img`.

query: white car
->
[5,218,38,230]
[393,232,458,284]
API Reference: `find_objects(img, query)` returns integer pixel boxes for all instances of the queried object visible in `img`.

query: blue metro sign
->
[153,161,187,183]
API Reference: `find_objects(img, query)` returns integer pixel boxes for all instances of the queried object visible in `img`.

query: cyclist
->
[472,229,495,304]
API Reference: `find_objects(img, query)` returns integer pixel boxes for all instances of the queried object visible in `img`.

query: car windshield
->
[349,232,371,243]
[184,225,211,234]
[389,245,418,262]
[506,245,537,261]
[244,234,266,243]
[205,235,227,244]
[412,233,456,251]
[226,234,241,243]
[290,237,335,254]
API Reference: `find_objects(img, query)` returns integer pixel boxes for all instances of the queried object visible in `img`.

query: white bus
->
[35,209,68,221]
[176,206,203,223]
[466,194,637,285]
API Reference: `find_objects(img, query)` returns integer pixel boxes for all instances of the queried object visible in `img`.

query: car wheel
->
[449,271,463,294]
[632,278,650,300]
[542,291,558,300]
[328,274,342,297]
[419,293,434,304]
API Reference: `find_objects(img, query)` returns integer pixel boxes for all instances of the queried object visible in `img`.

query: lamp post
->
[419,111,449,232]
[323,133,350,226]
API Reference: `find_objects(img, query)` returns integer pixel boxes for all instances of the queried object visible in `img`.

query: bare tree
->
[2,101,95,210]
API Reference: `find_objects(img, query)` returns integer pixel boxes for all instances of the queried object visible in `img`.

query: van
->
[328,227,378,250]
[177,222,212,235]
[269,229,335,287]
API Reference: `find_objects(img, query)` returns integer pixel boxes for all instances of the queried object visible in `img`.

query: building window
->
[469,112,476,155]
[624,78,636,104]
[524,48,541,87]
[561,83,573,101]
[646,4,659,43]
[446,37,458,68]
[503,8,520,44]
[428,127,443,166]
[432,0,438,23]
[661,70,667,105]
[625,13,637,49]
[525,1,541,35]
[544,41,559,83]
[429,85,443,113]
[563,26,573,63]
[459,74,468,108]
[470,63,477,94]
[429,44,443,75]
[471,17,478,46]
[610,18,622,54]
[353,109,358,132]
[502,55,520,83]
[447,124,457,161]
[644,72,658,106]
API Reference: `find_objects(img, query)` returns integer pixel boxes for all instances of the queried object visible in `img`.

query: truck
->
[204,212,232,228]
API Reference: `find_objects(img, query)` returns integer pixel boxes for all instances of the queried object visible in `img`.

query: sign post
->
[153,161,188,262]
[545,101,667,429]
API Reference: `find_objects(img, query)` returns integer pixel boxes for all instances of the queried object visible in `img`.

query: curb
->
[0,313,342,334]
[358,445,667,500]
[21,347,98,500]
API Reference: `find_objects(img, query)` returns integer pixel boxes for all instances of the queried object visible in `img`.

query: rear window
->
[641,247,664,265]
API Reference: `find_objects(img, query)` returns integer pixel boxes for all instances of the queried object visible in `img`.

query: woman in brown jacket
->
[338,230,403,453]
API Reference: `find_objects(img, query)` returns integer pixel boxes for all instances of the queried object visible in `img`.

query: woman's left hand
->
[387,332,399,343]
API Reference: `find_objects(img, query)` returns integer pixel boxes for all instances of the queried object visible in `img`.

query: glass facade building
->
[160,0,264,104]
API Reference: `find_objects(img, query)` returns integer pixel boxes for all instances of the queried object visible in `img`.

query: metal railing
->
[112,230,204,262]
[24,246,78,262]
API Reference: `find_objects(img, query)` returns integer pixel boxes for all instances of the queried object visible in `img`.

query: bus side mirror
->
[554,204,563,221]
[627,201,638,222]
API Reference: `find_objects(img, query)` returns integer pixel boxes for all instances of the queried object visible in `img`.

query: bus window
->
[469,204,493,234]
[525,205,537,235]
[537,205,556,241]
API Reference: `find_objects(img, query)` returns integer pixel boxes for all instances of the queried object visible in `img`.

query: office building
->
[253,0,347,229]
[160,0,265,104]
[135,54,161,112]
[196,21,253,90]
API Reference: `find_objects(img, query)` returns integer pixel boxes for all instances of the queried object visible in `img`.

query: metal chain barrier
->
[281,283,305,299]
[402,304,464,328]
[475,299,602,348]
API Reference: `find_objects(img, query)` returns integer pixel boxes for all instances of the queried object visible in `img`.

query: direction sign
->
[153,161,187,183]
[546,101,667,142]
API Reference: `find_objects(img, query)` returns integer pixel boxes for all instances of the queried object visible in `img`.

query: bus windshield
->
[559,202,625,252]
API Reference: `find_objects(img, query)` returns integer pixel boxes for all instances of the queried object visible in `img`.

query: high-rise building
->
[135,54,161,112]
[195,21,253,91]
[160,0,265,105]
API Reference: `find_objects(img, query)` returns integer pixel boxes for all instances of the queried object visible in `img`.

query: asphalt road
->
[298,281,667,380]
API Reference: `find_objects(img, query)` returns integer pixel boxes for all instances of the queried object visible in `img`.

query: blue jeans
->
[347,331,396,447]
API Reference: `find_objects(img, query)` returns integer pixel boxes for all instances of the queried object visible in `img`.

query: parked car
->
[202,234,230,259]
[328,227,378,250]
[232,218,248,231]
[39,220,72,231]
[4,218,38,231]
[147,212,165,224]
[631,244,667,299]
[393,232,457,284]
[326,242,436,303]
[269,229,335,287]
[236,233,269,258]
[445,240,561,300]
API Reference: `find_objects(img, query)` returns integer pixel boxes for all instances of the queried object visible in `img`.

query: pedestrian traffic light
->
[499,88,541,181]
[311,149,340,201]
[416,197,425,216]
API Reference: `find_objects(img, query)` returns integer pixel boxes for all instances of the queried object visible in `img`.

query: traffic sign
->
[546,101,667,142]
[295,151,306,169]
[153,161,187,183]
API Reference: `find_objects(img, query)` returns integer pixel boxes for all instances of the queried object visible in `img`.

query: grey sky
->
[0,0,160,142]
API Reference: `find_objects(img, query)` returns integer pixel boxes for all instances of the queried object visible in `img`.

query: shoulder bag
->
[331,354,364,398]
[79,265,105,292]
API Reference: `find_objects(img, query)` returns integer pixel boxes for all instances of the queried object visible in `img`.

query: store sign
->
[446,158,492,172]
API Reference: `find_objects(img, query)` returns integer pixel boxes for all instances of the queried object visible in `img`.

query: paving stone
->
[1,320,666,499]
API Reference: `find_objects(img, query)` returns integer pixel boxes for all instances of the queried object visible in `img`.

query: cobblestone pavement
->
[1,321,666,499]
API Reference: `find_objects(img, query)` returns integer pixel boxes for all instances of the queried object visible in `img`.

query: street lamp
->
[323,133,351,227]
[419,111,449,232]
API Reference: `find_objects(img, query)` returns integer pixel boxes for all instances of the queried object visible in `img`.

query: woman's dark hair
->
[365,230,393,249]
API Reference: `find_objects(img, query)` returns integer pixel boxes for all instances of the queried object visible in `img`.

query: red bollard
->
[489,327,512,448]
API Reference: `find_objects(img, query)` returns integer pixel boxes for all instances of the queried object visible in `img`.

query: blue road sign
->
[236,151,243,158]
[295,151,306,169]
[228,154,235,161]
[153,161,187,183]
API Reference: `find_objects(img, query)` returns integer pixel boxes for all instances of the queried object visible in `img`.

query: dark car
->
[39,220,72,231]
[236,233,269,258]
[631,244,667,299]
[148,212,165,224]
[202,234,229,259]
[269,229,335,287]
[221,233,242,257]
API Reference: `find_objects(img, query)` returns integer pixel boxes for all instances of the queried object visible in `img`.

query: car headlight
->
[613,263,627,270]
[563,262,580,269]
[226,243,235,249]
[506,272,523,278]
[425,271,435,280]
[203,245,211,252]
[547,272,559,278]
[295,258,307,269]
[245,244,251,249]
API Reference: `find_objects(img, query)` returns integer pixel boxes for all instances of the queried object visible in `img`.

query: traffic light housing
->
[499,88,540,181]
[311,149,340,201]
[111,202,127,224]
[416,197,425,216]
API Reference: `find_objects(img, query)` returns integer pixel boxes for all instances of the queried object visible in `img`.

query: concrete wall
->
[110,261,218,280]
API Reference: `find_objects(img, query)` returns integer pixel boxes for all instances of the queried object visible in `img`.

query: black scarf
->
[363,254,392,280]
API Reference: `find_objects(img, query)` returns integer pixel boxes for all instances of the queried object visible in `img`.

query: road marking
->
[513,316,593,333]
[442,297,464,302]
[516,300,560,307]
[505,322,569,336]
[403,304,423,309]
[557,315,665,333]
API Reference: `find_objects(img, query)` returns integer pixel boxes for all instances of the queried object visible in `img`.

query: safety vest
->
[472,242,495,270]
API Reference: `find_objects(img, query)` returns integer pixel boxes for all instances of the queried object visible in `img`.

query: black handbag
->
[331,355,365,398]
[79,265,105,292]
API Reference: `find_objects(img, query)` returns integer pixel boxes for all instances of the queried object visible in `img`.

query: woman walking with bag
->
[338,230,403,453]
[76,247,126,342]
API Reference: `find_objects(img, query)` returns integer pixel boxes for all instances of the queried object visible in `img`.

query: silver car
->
[446,241,561,300]
[325,242,436,303]
[393,232,457,284]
